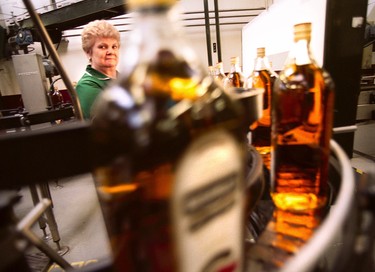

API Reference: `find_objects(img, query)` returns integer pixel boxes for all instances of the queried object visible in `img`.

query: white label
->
[172,130,244,272]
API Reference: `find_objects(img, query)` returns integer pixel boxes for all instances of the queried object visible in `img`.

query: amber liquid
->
[96,163,175,272]
[272,209,321,254]
[248,69,272,168]
[271,63,334,211]
[50,89,64,109]
[226,72,244,88]
[93,49,245,272]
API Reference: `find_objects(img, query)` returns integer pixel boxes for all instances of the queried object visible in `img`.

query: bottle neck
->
[123,3,209,100]
[216,65,224,75]
[122,4,195,75]
[208,66,215,77]
[288,38,314,66]
[254,56,268,71]
[134,6,177,38]
[230,62,241,73]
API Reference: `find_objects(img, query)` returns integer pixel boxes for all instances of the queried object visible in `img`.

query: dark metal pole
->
[203,0,213,66]
[214,0,222,63]
[22,0,83,120]
[50,0,57,10]
[17,199,73,270]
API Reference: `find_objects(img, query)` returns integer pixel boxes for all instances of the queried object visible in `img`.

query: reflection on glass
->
[245,207,324,270]
[271,209,322,254]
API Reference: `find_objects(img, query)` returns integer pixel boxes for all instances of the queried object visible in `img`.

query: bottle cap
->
[256,47,265,57]
[127,0,176,10]
[216,62,223,69]
[230,56,239,65]
[294,22,311,41]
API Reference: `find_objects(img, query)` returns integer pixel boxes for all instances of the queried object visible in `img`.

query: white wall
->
[242,0,328,75]
[368,0,375,22]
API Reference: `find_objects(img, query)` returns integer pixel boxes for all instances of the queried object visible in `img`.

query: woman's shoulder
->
[77,70,105,87]
[76,77,105,95]
[77,74,101,87]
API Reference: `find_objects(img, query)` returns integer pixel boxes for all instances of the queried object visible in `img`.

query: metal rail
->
[246,140,356,272]
[16,199,73,270]
[214,0,222,63]
[203,0,213,66]
[280,140,356,272]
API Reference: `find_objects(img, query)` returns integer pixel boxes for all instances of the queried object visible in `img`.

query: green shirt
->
[76,65,113,119]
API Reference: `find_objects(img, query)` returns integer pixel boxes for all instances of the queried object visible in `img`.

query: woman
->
[76,20,120,119]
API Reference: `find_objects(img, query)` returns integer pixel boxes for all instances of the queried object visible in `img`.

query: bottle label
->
[172,130,244,272]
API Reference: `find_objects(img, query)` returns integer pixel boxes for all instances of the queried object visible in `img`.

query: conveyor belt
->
[246,208,325,271]
[245,141,357,272]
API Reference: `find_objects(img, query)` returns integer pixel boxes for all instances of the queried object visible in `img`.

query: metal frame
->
[323,0,368,157]
[22,0,83,120]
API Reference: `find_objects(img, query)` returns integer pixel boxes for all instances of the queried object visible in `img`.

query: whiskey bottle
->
[91,0,247,271]
[224,56,245,90]
[271,22,335,211]
[268,61,278,88]
[214,62,227,86]
[208,65,215,78]
[49,86,64,109]
[245,47,276,169]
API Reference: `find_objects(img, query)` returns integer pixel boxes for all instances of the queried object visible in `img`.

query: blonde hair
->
[81,20,120,53]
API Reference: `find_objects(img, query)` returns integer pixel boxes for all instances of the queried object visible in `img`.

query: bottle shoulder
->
[279,63,329,79]
[245,69,272,88]
[275,63,334,93]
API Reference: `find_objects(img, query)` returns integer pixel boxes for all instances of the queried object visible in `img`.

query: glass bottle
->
[271,22,335,211]
[245,47,276,169]
[208,65,215,78]
[224,56,245,90]
[214,61,227,86]
[49,86,64,109]
[268,61,278,88]
[91,0,247,271]
[272,209,321,251]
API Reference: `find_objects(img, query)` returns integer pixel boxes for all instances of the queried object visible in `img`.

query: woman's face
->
[88,37,119,72]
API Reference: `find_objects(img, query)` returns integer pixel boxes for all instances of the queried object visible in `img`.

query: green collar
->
[85,65,111,80]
